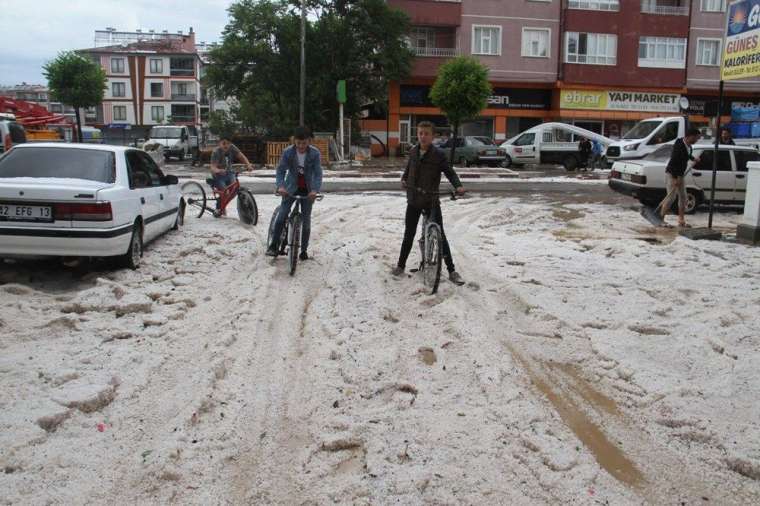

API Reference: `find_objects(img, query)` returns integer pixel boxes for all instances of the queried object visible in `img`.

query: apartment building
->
[373,0,759,154]
[381,0,560,151]
[78,28,203,142]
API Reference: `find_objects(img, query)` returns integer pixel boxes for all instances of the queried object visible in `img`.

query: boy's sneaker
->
[299,251,308,260]
[265,247,278,257]
[449,271,465,285]
[391,266,405,277]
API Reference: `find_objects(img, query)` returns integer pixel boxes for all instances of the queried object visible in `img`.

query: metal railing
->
[640,2,689,15]
[171,93,196,101]
[169,69,195,76]
[412,47,458,57]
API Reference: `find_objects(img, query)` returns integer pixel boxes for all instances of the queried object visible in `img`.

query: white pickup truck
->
[146,125,199,161]
[608,143,760,213]
[500,122,612,171]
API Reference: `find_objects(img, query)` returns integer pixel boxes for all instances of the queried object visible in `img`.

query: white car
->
[608,143,760,214]
[0,143,184,269]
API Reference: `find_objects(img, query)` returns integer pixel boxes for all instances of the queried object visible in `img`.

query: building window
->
[85,106,97,118]
[568,0,619,11]
[696,39,722,66]
[472,25,501,56]
[522,28,550,58]
[150,82,163,98]
[409,27,435,51]
[170,57,195,76]
[111,58,125,73]
[149,58,163,73]
[151,106,165,123]
[112,82,125,97]
[701,0,726,12]
[113,105,127,121]
[49,104,63,113]
[565,32,617,65]
[638,36,686,68]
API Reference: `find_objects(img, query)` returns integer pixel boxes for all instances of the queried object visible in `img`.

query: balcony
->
[412,47,458,57]
[171,93,196,101]
[640,1,688,15]
[170,115,195,123]
[388,0,461,27]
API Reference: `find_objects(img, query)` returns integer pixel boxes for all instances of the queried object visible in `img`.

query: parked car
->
[441,136,506,167]
[608,143,760,213]
[0,114,27,154]
[0,143,184,269]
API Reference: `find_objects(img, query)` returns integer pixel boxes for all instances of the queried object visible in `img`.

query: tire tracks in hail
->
[443,197,757,504]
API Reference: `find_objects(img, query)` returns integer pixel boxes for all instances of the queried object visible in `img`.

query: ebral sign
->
[560,89,681,113]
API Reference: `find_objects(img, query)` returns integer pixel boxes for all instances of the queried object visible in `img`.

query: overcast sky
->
[0,0,232,86]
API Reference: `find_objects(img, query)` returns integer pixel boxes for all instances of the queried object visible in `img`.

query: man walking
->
[391,121,466,285]
[657,127,700,228]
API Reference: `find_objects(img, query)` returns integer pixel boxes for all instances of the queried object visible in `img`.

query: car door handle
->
[693,172,702,177]
[140,197,146,205]
[160,193,164,200]
[736,174,745,179]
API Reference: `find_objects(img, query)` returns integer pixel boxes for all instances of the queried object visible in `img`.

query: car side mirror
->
[163,174,179,185]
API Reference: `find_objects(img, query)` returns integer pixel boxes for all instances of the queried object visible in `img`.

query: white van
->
[605,117,688,163]
[500,122,612,171]
[146,125,198,161]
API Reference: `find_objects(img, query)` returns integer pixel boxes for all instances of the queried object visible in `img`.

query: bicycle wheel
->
[180,181,207,218]
[423,222,443,294]
[237,188,259,225]
[267,206,281,251]
[288,214,302,276]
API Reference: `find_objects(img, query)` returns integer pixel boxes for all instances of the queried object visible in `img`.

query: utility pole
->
[299,0,306,126]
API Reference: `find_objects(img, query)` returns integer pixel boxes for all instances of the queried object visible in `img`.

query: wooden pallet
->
[266,138,330,166]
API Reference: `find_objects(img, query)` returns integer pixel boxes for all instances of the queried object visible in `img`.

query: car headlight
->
[623,143,639,151]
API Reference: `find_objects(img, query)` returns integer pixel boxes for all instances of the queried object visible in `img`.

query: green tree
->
[430,56,492,168]
[43,51,107,143]
[207,110,239,139]
[205,0,412,136]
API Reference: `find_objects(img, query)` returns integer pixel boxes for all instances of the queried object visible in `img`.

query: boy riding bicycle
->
[209,135,253,190]
[266,126,323,260]
[392,121,466,285]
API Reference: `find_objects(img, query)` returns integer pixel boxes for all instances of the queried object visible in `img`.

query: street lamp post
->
[299,0,305,126]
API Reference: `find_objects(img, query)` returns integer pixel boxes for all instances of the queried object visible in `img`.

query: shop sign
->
[400,85,551,110]
[560,89,681,113]
[721,0,760,81]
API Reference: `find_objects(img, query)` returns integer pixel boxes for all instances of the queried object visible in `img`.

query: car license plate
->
[0,203,54,222]
[487,150,496,155]
[621,173,632,181]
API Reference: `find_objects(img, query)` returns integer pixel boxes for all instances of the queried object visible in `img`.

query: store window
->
[565,32,617,65]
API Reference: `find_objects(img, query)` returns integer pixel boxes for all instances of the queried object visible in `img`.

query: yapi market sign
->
[560,89,681,113]
[721,0,760,80]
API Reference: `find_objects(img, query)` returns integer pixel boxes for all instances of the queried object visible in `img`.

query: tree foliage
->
[205,0,413,137]
[44,51,107,142]
[430,56,491,166]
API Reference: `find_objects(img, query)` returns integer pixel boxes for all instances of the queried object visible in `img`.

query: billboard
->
[721,0,760,80]
[559,89,681,113]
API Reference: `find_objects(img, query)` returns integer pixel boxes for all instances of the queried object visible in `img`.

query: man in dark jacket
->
[391,121,466,284]
[658,127,700,227]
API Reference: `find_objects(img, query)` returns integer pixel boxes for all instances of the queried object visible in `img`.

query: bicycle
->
[267,193,324,276]
[409,189,460,295]
[180,168,258,225]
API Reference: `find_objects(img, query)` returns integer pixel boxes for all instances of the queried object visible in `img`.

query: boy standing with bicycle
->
[392,121,466,285]
[266,126,323,259]
[210,136,253,190]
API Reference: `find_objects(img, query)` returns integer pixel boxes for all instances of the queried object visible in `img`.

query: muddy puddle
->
[418,347,437,365]
[509,347,644,489]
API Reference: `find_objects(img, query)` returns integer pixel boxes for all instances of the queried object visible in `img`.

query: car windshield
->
[623,121,662,140]
[0,147,115,183]
[644,144,673,161]
[150,127,181,138]
[468,137,487,146]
